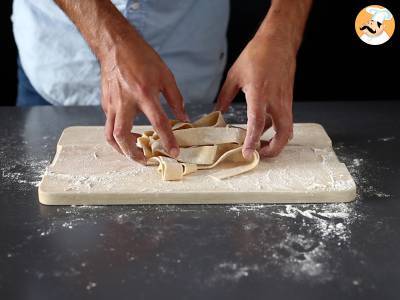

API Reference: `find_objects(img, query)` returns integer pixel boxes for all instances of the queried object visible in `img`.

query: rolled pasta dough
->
[137,112,260,181]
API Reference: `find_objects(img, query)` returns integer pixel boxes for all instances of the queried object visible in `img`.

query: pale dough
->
[137,112,260,181]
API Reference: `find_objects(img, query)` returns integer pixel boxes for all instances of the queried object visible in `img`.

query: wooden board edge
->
[38,187,357,206]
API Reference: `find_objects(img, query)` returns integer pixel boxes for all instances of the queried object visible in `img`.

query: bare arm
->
[257,0,312,55]
[216,0,312,159]
[55,0,188,162]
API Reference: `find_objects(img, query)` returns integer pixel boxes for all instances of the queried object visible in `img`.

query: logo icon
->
[355,5,395,45]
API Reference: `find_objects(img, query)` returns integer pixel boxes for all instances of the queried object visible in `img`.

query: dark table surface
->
[0,101,399,300]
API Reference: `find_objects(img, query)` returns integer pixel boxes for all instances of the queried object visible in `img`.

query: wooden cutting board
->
[38,124,356,205]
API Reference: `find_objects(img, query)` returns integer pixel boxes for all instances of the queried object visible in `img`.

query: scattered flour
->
[209,263,259,283]
[0,132,51,189]
[223,201,360,283]
[273,204,350,221]
[86,282,97,290]
[336,147,391,199]
[12,136,388,286]
[1,159,50,188]
[213,147,390,284]
[377,136,395,142]
[2,107,393,288]
[352,158,363,167]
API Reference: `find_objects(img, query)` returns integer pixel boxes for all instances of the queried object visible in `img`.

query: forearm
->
[54,0,140,61]
[256,0,313,54]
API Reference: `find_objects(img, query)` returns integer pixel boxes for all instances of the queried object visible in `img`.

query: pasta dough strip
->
[137,112,260,181]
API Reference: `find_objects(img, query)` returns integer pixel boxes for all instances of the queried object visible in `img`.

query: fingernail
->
[243,148,254,161]
[169,147,179,158]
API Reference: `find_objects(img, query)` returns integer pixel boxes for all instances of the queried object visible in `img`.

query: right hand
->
[100,27,188,164]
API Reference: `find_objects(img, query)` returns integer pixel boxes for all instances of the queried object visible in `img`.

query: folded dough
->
[136,111,260,181]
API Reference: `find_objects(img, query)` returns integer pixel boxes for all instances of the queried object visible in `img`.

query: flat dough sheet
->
[38,123,356,205]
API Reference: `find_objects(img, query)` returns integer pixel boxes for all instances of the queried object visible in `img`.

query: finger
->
[113,105,146,163]
[215,74,240,112]
[140,98,180,158]
[163,71,189,122]
[286,91,294,140]
[256,111,272,149]
[264,113,273,133]
[104,110,123,155]
[287,107,294,140]
[101,76,110,116]
[289,123,294,141]
[242,93,267,160]
[260,109,293,158]
[257,114,273,150]
[101,94,109,116]
[102,77,122,154]
[129,132,146,164]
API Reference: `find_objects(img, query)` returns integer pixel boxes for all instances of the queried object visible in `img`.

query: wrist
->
[96,17,138,64]
[253,27,298,58]
[255,0,312,55]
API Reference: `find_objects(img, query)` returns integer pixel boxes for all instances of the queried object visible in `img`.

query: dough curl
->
[136,111,260,181]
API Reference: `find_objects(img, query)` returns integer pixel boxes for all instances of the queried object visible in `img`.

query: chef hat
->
[366,6,393,24]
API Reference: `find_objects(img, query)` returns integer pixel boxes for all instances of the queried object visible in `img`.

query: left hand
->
[215,34,296,159]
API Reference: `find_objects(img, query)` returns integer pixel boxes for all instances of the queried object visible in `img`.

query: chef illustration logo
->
[355,5,395,45]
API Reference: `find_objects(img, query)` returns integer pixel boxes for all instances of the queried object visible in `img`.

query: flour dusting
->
[209,146,389,284]
[0,132,52,190]
[1,158,49,188]
[377,136,395,142]
[2,108,394,290]
[209,263,259,283]
[222,201,360,283]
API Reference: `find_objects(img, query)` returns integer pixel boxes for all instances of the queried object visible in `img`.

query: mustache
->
[360,25,376,34]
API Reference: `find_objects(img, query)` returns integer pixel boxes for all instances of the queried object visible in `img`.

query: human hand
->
[100,28,188,163]
[216,34,296,160]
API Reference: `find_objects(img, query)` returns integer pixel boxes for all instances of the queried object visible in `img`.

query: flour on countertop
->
[222,201,360,283]
[206,141,391,284]
[208,263,259,283]
[0,133,53,189]
[1,112,394,289]
[377,136,395,142]
[1,159,50,188]
[21,198,363,285]
[86,282,97,291]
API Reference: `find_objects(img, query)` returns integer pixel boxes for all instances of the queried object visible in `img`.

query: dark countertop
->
[0,101,399,300]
